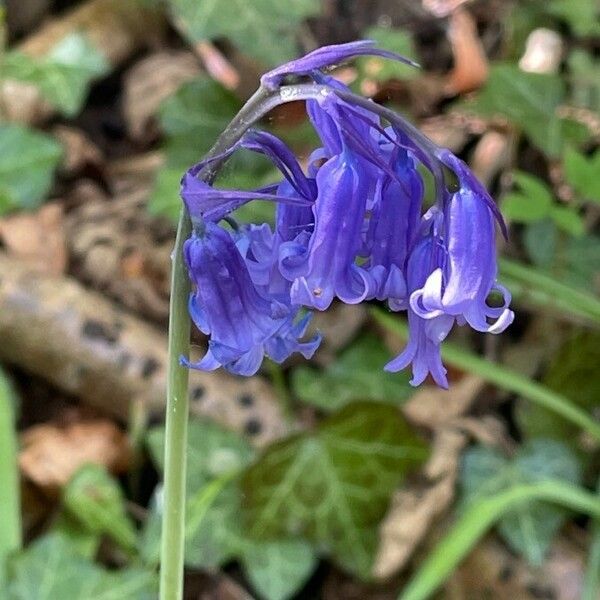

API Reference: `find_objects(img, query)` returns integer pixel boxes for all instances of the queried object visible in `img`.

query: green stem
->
[0,367,20,588]
[400,481,600,600]
[159,83,332,600]
[372,308,600,442]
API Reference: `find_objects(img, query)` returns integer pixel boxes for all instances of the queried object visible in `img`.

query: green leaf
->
[147,166,182,221]
[523,219,557,267]
[464,63,588,156]
[63,465,137,552]
[147,418,254,490]
[291,333,413,411]
[356,26,418,82]
[547,0,600,37]
[501,171,553,222]
[242,402,428,578]
[0,124,62,214]
[241,539,317,600]
[143,419,254,568]
[564,146,600,204]
[516,329,600,444]
[1,33,109,116]
[159,77,242,167]
[550,205,585,237]
[7,533,156,600]
[167,0,319,66]
[562,234,600,292]
[141,476,244,569]
[460,440,582,565]
[568,49,600,112]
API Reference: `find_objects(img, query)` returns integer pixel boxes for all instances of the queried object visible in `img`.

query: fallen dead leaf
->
[20,419,130,491]
[311,303,368,365]
[53,125,104,175]
[122,50,200,141]
[445,8,489,95]
[445,533,585,600]
[402,375,486,429]
[374,427,465,579]
[0,202,67,275]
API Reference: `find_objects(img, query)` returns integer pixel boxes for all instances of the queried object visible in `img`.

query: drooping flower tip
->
[260,40,420,90]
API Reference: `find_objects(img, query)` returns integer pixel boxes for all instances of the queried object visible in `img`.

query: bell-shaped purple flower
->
[384,226,453,388]
[279,149,376,310]
[182,221,320,376]
[408,150,514,335]
[364,145,423,306]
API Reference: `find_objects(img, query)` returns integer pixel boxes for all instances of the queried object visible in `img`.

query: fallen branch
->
[0,253,287,445]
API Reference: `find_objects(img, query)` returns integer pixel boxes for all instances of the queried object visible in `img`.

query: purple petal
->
[261,40,419,90]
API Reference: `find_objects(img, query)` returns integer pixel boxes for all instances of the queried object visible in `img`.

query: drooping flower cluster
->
[180,41,514,387]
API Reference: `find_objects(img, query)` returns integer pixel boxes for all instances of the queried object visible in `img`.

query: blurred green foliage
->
[1,33,109,116]
[460,440,582,565]
[166,0,319,66]
[292,333,413,411]
[0,124,62,214]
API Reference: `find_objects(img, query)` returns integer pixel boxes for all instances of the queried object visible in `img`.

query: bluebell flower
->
[179,41,513,387]
[384,227,453,388]
[408,150,514,335]
[182,221,320,376]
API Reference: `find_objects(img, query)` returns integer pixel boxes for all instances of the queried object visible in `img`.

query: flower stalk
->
[159,83,333,600]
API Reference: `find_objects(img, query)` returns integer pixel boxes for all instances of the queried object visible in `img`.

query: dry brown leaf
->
[445,534,585,600]
[445,8,489,95]
[311,303,367,365]
[470,131,511,187]
[373,427,465,579]
[402,375,486,430]
[123,50,200,141]
[53,125,104,175]
[0,202,67,275]
[196,41,240,90]
[19,419,130,490]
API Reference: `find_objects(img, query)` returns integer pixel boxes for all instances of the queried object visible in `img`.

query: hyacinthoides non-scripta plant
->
[159,41,514,600]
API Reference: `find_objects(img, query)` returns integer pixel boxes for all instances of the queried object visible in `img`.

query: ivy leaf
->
[564,146,600,204]
[143,420,254,568]
[147,418,254,491]
[63,465,137,552]
[241,539,317,600]
[0,124,62,214]
[166,0,319,66]
[242,402,428,578]
[460,440,582,565]
[7,533,156,600]
[158,77,242,168]
[465,63,589,156]
[291,333,413,411]
[2,33,109,116]
[501,172,553,222]
[140,478,244,569]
